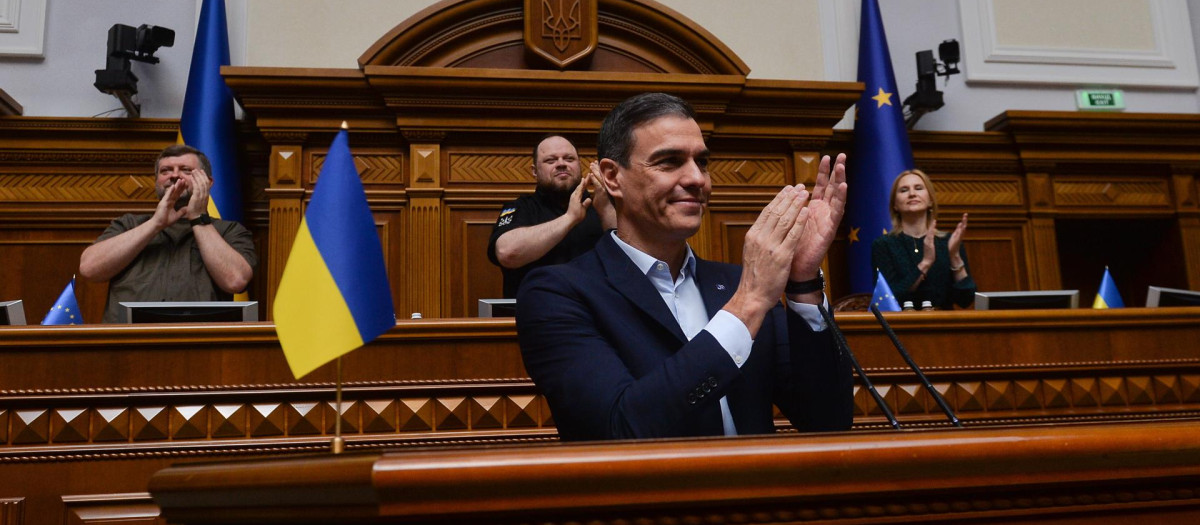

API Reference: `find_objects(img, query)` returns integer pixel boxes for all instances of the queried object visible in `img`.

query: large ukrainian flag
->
[274,128,396,378]
[179,0,242,223]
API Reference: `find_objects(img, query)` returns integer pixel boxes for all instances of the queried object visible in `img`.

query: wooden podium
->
[150,419,1200,524]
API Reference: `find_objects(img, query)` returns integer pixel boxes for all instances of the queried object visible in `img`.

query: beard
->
[157,182,192,209]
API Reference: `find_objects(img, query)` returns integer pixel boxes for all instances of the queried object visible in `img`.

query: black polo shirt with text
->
[487,187,603,298]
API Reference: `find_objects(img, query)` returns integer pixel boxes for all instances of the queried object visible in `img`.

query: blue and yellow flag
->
[846,0,915,293]
[871,270,902,312]
[41,278,83,325]
[179,0,242,223]
[274,129,396,378]
[1093,267,1124,309]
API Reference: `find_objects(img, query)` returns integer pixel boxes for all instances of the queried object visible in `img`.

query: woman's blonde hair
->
[888,169,940,235]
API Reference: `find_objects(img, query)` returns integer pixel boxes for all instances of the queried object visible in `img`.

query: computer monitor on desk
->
[975,290,1079,311]
[478,299,516,318]
[119,301,258,323]
[1145,286,1200,307]
[0,300,26,325]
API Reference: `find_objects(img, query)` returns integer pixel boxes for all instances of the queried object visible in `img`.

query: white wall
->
[2,0,1198,131]
[1,1,201,118]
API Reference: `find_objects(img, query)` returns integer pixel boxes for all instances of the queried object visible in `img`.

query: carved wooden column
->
[404,132,446,318]
[1023,166,1061,290]
[264,132,307,320]
[1172,166,1200,289]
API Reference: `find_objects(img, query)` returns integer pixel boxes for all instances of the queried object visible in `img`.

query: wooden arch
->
[358,0,750,75]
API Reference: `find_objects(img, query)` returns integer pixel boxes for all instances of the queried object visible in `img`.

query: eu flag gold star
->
[871,87,893,108]
[848,227,860,244]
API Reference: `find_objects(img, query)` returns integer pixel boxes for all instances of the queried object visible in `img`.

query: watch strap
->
[189,213,212,226]
[785,269,825,295]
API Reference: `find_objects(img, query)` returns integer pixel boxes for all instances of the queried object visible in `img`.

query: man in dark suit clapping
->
[517,92,854,441]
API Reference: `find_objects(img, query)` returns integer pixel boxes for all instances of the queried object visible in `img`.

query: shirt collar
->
[610,230,696,278]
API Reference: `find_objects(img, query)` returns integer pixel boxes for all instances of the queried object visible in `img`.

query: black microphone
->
[869,304,962,427]
[816,303,901,430]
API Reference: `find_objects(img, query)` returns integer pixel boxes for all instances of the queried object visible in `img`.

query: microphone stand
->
[869,304,963,427]
[817,304,901,430]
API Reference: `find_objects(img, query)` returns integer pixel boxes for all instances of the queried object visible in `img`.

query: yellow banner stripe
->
[274,221,364,378]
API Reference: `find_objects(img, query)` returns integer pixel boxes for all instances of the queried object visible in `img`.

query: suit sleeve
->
[770,306,855,432]
[516,266,742,441]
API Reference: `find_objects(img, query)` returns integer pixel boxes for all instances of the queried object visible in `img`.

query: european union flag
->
[871,270,902,312]
[274,127,396,378]
[41,278,83,325]
[1093,267,1124,309]
[846,0,915,293]
[180,0,242,223]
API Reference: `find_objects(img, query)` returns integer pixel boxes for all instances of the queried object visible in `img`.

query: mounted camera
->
[901,39,960,129]
[93,24,175,118]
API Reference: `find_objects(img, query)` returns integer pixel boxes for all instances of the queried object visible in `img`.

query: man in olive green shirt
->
[79,145,257,323]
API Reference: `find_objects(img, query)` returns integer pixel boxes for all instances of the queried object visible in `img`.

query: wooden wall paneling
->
[1173,168,1200,289]
[0,498,23,525]
[959,220,1028,293]
[444,207,505,318]
[405,137,444,319]
[264,141,305,320]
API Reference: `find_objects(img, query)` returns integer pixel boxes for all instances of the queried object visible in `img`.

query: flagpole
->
[331,356,345,454]
[330,118,351,455]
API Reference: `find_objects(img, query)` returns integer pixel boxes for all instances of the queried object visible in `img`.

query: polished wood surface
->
[150,419,1200,524]
[2,309,1199,524]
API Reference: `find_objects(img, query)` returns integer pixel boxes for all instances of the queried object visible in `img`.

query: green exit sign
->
[1076,89,1125,111]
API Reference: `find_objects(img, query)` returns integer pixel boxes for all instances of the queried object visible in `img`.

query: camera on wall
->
[902,39,960,129]
[93,24,175,118]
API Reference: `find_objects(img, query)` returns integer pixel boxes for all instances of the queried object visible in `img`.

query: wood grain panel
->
[444,207,505,318]
[149,420,1200,524]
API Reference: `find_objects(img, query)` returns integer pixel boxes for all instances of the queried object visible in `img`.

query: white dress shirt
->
[610,231,827,436]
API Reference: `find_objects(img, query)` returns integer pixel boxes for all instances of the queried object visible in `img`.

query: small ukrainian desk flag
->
[1093,267,1125,309]
[872,270,902,312]
[42,278,83,325]
[274,127,396,378]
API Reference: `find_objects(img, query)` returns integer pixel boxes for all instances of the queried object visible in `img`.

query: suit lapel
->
[596,234,687,343]
[694,258,736,319]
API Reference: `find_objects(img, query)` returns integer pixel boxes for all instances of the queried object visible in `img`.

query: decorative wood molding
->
[0,88,22,116]
[524,0,598,69]
[359,0,748,75]
[311,153,405,185]
[0,497,24,525]
[449,154,533,183]
[707,158,786,187]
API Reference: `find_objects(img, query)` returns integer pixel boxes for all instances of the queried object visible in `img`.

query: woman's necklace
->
[907,231,925,253]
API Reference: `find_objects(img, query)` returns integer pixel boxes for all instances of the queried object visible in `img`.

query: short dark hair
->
[597,93,697,168]
[156,144,212,175]
[532,133,575,165]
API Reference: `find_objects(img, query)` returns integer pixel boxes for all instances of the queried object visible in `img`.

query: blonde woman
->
[870,169,975,309]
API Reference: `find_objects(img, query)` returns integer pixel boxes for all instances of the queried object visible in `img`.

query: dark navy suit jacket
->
[516,233,854,441]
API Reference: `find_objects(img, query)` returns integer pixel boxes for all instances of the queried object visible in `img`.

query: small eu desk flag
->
[274,126,396,378]
[872,270,902,312]
[846,0,915,293]
[42,278,83,325]
[1093,267,1125,309]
